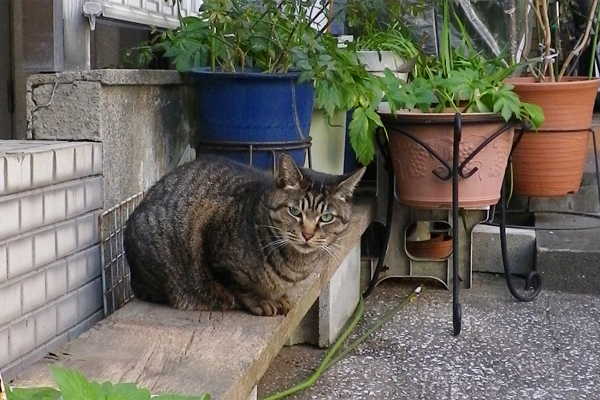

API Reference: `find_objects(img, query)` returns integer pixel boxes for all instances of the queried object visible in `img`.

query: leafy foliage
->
[6,366,209,400]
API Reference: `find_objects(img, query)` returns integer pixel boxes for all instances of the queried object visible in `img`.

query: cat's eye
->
[289,206,302,217]
[320,213,334,223]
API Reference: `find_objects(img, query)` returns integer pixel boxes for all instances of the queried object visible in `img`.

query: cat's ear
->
[334,167,366,201]
[277,153,304,190]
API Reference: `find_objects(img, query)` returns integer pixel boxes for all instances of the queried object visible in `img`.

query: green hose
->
[261,286,422,400]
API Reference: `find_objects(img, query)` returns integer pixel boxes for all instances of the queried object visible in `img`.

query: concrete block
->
[472,225,536,275]
[246,386,257,400]
[53,147,75,184]
[74,144,94,179]
[77,213,98,249]
[31,81,102,141]
[0,242,7,283]
[9,317,35,363]
[34,303,58,346]
[7,235,34,279]
[66,181,86,219]
[56,220,77,259]
[22,270,47,314]
[20,191,44,233]
[78,277,103,320]
[56,292,79,334]
[92,143,103,175]
[85,176,104,210]
[67,251,89,291]
[0,156,5,196]
[5,153,32,194]
[0,281,22,325]
[0,327,9,367]
[0,196,20,241]
[34,228,57,269]
[46,259,68,301]
[31,149,55,188]
[43,186,66,224]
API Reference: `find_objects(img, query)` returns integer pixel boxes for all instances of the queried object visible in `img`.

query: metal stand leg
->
[452,114,461,336]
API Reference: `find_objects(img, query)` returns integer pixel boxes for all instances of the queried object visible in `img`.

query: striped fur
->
[124,154,365,316]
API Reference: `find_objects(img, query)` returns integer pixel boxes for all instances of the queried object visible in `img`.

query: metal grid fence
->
[99,191,146,317]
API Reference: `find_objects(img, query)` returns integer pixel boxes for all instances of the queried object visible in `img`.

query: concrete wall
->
[26,69,199,208]
[0,141,104,378]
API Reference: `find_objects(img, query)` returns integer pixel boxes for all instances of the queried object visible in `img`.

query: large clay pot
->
[381,111,514,209]
[507,77,600,197]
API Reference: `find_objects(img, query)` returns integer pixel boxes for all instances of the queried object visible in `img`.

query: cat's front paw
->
[247,297,292,316]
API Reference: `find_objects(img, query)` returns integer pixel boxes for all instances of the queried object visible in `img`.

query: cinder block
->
[0,327,9,367]
[85,176,104,210]
[34,303,58,346]
[472,225,535,275]
[56,292,79,334]
[0,281,21,325]
[43,187,66,224]
[0,196,20,241]
[78,277,103,320]
[56,220,77,259]
[21,344,49,370]
[92,143,103,175]
[22,270,47,314]
[54,147,75,184]
[34,228,56,269]
[46,259,67,301]
[67,251,89,291]
[77,213,98,249]
[8,317,35,363]
[318,242,361,347]
[66,182,86,219]
[2,359,24,382]
[74,144,94,178]
[0,156,6,196]
[5,153,32,194]
[0,242,7,283]
[31,150,54,188]
[20,191,44,233]
[7,235,34,279]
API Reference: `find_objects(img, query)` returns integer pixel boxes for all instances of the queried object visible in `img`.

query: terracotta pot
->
[406,233,453,260]
[507,77,600,197]
[381,111,514,209]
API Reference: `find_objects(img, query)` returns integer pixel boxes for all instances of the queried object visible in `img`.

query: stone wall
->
[0,141,104,378]
[26,69,199,208]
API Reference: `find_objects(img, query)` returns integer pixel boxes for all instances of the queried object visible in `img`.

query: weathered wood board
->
[12,198,375,400]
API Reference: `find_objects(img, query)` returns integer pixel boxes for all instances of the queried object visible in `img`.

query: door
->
[0,0,12,139]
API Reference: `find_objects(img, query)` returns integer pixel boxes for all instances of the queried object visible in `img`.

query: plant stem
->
[539,0,555,81]
[559,0,599,80]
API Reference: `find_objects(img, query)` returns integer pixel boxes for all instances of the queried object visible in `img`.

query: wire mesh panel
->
[99,191,146,317]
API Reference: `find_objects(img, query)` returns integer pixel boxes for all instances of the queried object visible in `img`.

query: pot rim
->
[379,110,507,125]
[188,67,304,80]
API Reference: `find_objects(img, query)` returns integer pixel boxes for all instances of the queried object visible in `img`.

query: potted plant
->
[136,0,383,172]
[370,0,545,208]
[507,0,600,196]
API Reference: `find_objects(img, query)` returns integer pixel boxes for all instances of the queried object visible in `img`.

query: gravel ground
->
[258,273,600,400]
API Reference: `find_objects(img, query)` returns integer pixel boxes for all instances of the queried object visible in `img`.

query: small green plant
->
[6,366,209,400]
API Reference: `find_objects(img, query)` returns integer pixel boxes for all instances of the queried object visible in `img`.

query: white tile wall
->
[0,141,104,372]
[20,191,44,232]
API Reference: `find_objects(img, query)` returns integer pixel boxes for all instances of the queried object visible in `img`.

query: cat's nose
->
[302,231,314,241]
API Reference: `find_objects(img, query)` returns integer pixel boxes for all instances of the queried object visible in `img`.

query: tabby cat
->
[124,153,365,316]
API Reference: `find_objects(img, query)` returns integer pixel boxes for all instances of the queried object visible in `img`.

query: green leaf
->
[521,103,545,127]
[50,366,102,400]
[7,386,62,400]
[348,107,375,165]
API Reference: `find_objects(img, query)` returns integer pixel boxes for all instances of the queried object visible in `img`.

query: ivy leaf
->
[7,387,62,400]
[50,366,102,400]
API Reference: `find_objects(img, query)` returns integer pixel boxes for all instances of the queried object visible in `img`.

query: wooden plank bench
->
[11,198,375,400]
